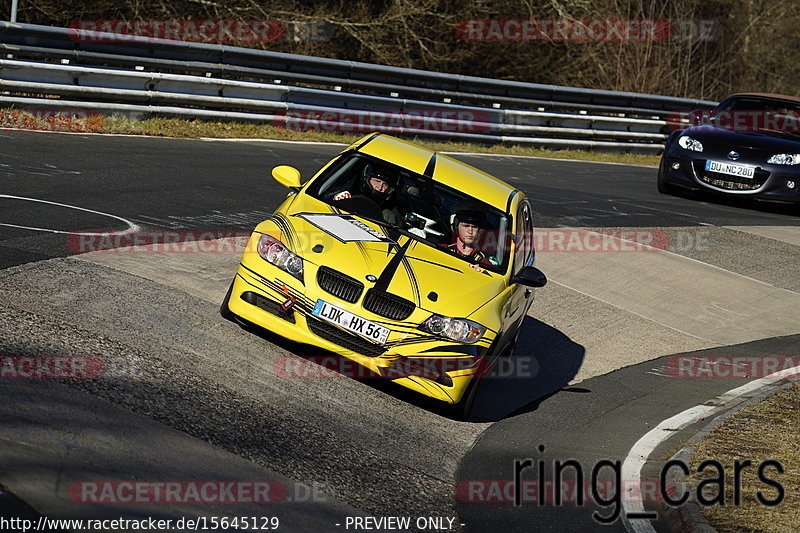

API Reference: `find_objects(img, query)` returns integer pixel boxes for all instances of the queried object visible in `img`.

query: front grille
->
[363,289,415,320]
[694,161,769,191]
[240,291,295,323]
[307,317,385,357]
[317,266,364,303]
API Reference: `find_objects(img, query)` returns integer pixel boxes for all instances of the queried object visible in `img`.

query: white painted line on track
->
[0,127,187,139]
[621,364,800,533]
[197,141,658,167]
[200,137,348,146]
[568,226,799,296]
[441,151,659,168]
[0,195,141,235]
[0,129,657,166]
[724,225,800,247]
[610,199,700,219]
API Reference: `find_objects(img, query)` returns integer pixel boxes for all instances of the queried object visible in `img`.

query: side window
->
[513,201,534,274]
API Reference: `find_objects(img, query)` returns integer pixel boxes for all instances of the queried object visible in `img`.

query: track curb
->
[659,380,798,532]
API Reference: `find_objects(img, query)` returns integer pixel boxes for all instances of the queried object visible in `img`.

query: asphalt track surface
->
[0,130,798,532]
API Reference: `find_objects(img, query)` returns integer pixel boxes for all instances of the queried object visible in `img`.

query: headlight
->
[423,314,486,344]
[767,153,800,165]
[257,234,303,280]
[677,135,703,152]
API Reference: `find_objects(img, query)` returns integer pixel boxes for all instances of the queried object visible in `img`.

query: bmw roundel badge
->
[366,275,377,282]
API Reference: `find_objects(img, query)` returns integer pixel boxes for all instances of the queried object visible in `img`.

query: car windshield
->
[713,97,800,138]
[307,153,511,273]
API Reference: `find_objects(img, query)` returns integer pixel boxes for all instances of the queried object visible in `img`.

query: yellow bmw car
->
[221,133,546,412]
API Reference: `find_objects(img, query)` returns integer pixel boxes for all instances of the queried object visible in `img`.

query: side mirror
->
[272,165,302,189]
[511,266,547,288]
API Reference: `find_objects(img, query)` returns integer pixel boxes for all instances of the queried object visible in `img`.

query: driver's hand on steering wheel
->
[333,191,352,201]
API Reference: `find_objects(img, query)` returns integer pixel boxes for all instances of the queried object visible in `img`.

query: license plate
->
[705,160,755,178]
[312,299,390,344]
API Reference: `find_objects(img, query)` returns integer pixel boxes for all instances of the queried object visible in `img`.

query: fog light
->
[788,180,796,190]
[671,162,681,170]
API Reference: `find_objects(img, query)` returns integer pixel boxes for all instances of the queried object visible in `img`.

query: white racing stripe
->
[621,365,800,533]
[0,195,140,236]
[296,213,392,243]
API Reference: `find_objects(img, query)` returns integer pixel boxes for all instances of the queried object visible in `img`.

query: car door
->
[493,194,534,357]
[509,198,536,324]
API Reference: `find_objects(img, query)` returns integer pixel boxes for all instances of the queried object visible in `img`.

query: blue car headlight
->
[423,314,486,344]
[677,135,703,152]
[257,234,303,280]
[766,153,800,165]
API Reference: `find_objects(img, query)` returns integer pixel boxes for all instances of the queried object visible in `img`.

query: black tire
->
[451,371,482,421]
[450,342,511,421]
[656,159,673,195]
[508,319,524,355]
[220,280,236,322]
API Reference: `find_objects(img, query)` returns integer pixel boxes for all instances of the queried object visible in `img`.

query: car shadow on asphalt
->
[467,316,585,423]
[231,313,585,423]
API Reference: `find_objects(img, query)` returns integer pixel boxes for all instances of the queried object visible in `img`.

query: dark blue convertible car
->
[659,93,800,207]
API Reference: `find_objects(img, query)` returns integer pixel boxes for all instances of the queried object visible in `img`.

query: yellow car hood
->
[256,193,506,317]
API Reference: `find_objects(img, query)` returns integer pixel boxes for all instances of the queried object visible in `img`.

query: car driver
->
[332,163,401,225]
[442,207,498,267]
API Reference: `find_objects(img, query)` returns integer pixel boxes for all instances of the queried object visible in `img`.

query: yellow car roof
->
[355,134,517,211]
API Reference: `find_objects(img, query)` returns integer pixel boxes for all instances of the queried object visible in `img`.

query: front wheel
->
[220,280,236,322]
[449,341,513,421]
[450,373,481,421]
[657,159,673,195]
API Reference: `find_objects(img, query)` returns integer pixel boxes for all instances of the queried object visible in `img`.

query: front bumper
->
[660,150,800,205]
[228,260,495,404]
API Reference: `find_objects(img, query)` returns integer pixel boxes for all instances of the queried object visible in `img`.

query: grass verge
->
[690,381,799,532]
[0,110,661,167]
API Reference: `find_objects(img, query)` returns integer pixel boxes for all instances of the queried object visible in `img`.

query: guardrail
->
[0,22,718,153]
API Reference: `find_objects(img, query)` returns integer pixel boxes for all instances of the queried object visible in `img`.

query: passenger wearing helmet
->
[441,207,499,267]
[332,162,401,225]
